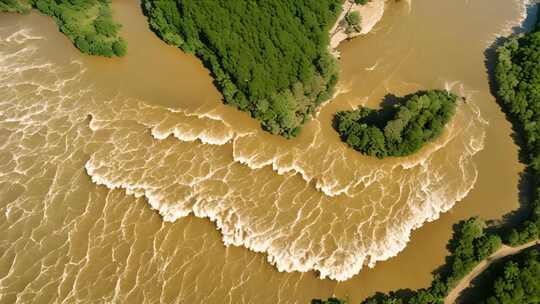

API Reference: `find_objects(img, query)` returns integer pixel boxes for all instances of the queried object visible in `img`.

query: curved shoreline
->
[444,241,539,304]
[84,97,487,282]
[330,0,386,57]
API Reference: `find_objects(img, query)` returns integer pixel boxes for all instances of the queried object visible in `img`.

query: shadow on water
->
[379,93,403,108]
[397,4,540,295]
[482,2,539,237]
[332,91,435,130]
[331,93,404,133]
[365,289,417,303]
[455,245,539,304]
[430,221,476,282]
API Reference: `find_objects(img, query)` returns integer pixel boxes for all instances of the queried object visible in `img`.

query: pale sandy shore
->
[444,240,539,304]
[330,0,386,57]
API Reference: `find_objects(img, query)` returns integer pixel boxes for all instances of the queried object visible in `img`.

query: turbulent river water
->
[0,0,533,303]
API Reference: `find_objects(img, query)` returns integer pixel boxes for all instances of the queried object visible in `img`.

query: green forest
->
[142,0,341,137]
[482,249,540,304]
[0,0,30,13]
[495,9,540,246]
[0,0,127,57]
[334,90,457,158]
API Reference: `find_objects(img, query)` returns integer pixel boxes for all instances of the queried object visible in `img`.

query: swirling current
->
[0,0,531,303]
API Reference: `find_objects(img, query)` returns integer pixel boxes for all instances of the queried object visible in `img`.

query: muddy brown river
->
[0,0,531,303]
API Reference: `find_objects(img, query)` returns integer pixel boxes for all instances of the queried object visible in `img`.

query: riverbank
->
[0,1,528,303]
[0,0,126,57]
[330,0,386,57]
[444,240,539,304]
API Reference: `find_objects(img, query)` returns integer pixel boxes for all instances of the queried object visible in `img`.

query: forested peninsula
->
[142,0,342,137]
[314,6,540,304]
[0,0,126,57]
[334,90,457,158]
[1,0,383,138]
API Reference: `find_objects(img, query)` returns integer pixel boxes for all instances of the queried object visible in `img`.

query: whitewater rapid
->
[1,0,531,286]
[82,72,487,281]
[2,26,485,284]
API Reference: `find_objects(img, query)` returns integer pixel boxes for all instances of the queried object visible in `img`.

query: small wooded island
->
[314,6,540,304]
[334,90,457,158]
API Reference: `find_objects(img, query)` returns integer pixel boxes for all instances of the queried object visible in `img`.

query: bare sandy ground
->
[330,0,386,57]
[445,240,539,304]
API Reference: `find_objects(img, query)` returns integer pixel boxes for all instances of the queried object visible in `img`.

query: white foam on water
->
[487,0,538,46]
[365,60,380,71]
[0,21,488,284]
[83,81,487,280]
[0,3,530,303]
[5,28,44,44]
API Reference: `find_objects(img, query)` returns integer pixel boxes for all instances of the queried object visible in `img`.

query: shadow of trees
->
[456,244,539,303]
[481,3,539,241]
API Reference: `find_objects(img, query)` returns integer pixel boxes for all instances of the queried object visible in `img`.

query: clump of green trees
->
[0,0,30,13]
[482,249,540,304]
[334,90,457,158]
[495,8,540,246]
[142,0,341,138]
[1,0,127,57]
[341,11,361,34]
[314,6,540,304]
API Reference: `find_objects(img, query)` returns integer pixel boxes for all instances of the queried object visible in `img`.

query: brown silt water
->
[0,0,530,303]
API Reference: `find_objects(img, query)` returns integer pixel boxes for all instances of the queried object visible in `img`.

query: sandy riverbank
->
[330,0,386,57]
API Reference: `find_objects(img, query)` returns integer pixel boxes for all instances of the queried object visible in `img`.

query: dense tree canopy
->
[334,90,457,158]
[482,250,540,304]
[1,0,127,57]
[0,0,30,13]
[496,9,540,246]
[142,0,341,137]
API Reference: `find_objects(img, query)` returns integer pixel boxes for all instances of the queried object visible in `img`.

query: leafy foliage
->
[1,0,127,57]
[483,249,540,304]
[142,0,341,137]
[495,9,540,246]
[334,90,457,158]
[0,0,31,13]
[341,11,361,34]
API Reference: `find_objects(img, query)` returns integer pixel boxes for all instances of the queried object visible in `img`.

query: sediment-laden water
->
[0,0,530,303]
